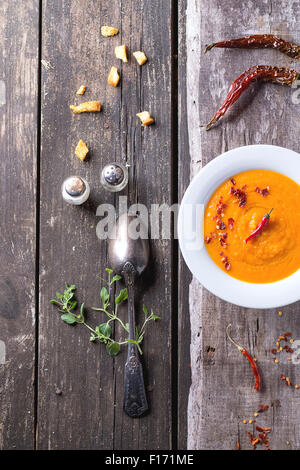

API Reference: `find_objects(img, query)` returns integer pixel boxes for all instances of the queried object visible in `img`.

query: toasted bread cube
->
[75,139,89,161]
[133,51,148,66]
[76,85,86,95]
[136,111,155,126]
[70,101,101,113]
[101,26,119,37]
[107,66,120,87]
[115,44,128,63]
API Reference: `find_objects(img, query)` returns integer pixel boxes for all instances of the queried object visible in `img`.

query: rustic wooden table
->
[1,0,300,450]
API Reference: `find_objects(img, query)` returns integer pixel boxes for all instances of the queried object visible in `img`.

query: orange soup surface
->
[204,169,300,283]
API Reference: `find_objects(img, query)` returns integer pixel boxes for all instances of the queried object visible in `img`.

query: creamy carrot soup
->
[204,169,300,283]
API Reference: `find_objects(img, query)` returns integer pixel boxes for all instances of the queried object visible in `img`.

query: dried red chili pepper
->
[204,34,300,60]
[245,208,273,243]
[206,66,299,130]
[226,324,261,391]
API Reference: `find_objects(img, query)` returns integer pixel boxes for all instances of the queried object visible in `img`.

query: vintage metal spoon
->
[108,213,149,417]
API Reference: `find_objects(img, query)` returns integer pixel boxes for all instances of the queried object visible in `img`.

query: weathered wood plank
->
[182,0,300,450]
[0,0,39,449]
[177,0,192,450]
[38,0,173,449]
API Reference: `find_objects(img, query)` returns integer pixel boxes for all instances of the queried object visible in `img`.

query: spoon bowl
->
[108,214,149,276]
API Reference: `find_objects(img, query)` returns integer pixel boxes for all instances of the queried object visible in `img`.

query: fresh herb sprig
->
[50,268,159,356]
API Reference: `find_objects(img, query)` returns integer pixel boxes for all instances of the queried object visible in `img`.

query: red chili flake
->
[242,185,247,190]
[230,178,236,185]
[236,439,240,450]
[205,236,212,244]
[270,348,277,355]
[230,186,247,207]
[219,221,226,230]
[216,197,227,215]
[225,262,231,271]
[283,332,292,337]
[228,217,234,230]
[221,232,228,239]
[220,238,228,247]
[261,187,270,197]
[280,375,286,381]
[211,232,217,239]
[221,256,228,264]
[283,345,293,353]
[219,251,224,256]
[257,404,269,412]
[255,186,270,196]
[256,426,264,432]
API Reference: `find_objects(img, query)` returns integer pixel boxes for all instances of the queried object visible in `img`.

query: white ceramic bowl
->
[178,145,300,309]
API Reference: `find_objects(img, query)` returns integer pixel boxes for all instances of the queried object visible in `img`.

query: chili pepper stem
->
[226,323,243,351]
[204,43,215,54]
[266,208,273,217]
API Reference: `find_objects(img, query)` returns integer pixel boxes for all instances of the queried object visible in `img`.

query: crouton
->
[75,139,89,161]
[136,111,154,126]
[115,44,128,63]
[101,26,119,37]
[133,51,147,66]
[76,85,86,95]
[70,101,101,113]
[107,66,120,87]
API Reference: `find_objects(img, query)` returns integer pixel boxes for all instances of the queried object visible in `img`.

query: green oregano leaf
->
[115,288,128,304]
[61,313,77,325]
[106,341,120,356]
[100,287,109,304]
[97,323,112,338]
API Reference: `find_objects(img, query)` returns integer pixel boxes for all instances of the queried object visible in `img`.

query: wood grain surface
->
[2,0,300,451]
[183,0,300,450]
[0,0,39,450]
[37,0,173,450]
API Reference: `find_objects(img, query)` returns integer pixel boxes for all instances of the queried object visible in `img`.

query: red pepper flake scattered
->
[226,324,261,391]
[261,187,270,197]
[230,178,236,185]
[255,186,270,196]
[280,375,286,381]
[236,439,240,450]
[228,217,234,230]
[230,186,247,207]
[257,404,269,413]
[270,348,277,355]
[205,236,212,244]
[283,332,292,337]
[216,197,227,215]
[219,221,226,230]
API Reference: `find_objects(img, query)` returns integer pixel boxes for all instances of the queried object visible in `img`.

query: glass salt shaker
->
[61,176,90,205]
[100,162,128,192]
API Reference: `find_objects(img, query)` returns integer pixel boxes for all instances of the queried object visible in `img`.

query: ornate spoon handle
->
[123,262,148,417]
